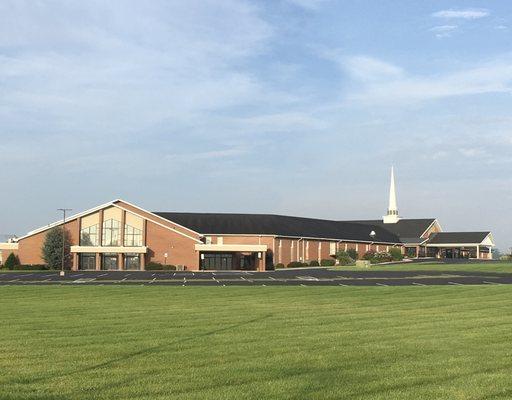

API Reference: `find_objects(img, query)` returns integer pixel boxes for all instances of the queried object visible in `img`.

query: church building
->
[0,169,495,270]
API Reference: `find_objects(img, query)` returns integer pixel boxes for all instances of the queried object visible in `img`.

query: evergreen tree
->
[4,252,20,270]
[42,227,71,270]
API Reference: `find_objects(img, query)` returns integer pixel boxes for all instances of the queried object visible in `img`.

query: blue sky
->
[1,1,511,250]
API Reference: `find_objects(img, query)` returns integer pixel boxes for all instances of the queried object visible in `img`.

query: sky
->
[0,1,511,251]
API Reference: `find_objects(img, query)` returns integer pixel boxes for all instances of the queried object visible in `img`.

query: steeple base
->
[383,214,400,224]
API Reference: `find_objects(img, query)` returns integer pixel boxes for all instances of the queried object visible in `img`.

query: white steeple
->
[383,166,400,224]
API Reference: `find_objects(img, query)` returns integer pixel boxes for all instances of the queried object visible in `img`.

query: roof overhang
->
[195,244,267,252]
[70,246,148,253]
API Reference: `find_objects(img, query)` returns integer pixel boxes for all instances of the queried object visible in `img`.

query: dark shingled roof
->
[154,212,402,244]
[427,232,490,244]
[347,219,436,239]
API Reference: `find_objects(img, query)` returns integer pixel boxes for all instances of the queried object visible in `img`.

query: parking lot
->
[1,267,511,286]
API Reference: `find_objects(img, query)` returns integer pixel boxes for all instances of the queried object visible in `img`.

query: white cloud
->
[432,8,490,20]
[339,55,512,104]
[285,0,328,10]
[429,25,458,38]
[319,52,403,82]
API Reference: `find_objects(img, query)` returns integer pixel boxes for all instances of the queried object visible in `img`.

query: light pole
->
[58,208,72,277]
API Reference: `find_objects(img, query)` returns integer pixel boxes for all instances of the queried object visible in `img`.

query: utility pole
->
[58,208,72,277]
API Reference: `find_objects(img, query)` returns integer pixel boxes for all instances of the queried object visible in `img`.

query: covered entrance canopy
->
[425,232,495,259]
[194,244,268,271]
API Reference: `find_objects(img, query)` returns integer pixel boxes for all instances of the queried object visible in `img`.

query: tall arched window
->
[102,219,121,246]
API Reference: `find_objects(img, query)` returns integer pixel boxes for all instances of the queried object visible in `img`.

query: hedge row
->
[145,262,177,271]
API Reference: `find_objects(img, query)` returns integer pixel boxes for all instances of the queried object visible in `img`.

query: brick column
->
[72,253,78,271]
[258,251,266,272]
[95,253,101,271]
[118,253,124,270]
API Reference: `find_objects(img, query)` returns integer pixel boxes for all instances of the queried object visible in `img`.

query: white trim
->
[71,245,147,253]
[194,244,267,252]
[426,243,494,247]
[0,243,19,250]
[113,204,202,243]
[420,219,442,238]
[209,233,400,245]
[114,199,202,236]
[17,200,117,241]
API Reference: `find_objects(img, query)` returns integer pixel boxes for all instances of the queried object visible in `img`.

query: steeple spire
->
[383,166,400,224]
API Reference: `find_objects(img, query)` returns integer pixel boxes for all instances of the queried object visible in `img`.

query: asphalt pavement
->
[1,267,511,286]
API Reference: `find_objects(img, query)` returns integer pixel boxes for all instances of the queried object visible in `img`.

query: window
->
[205,236,212,244]
[124,253,140,270]
[217,237,223,245]
[102,219,121,246]
[79,253,96,270]
[80,224,99,246]
[124,224,142,247]
[102,253,118,270]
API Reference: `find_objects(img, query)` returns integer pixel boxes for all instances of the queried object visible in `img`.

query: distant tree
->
[492,248,502,260]
[4,252,20,270]
[42,227,71,270]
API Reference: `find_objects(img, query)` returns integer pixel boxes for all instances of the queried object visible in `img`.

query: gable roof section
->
[153,212,401,243]
[427,232,492,245]
[347,219,437,239]
[17,199,203,243]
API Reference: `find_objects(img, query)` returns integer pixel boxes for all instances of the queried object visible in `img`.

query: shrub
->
[363,251,393,264]
[309,260,320,267]
[363,250,376,261]
[4,253,20,270]
[14,264,48,271]
[320,258,336,266]
[347,248,358,260]
[335,250,354,266]
[274,263,285,269]
[373,252,393,263]
[389,247,404,261]
[145,262,176,271]
[287,261,308,268]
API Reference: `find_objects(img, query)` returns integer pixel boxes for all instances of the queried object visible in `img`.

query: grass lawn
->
[1,286,512,400]
[333,261,512,273]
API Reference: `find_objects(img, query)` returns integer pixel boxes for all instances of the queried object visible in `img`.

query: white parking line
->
[268,276,276,281]
[376,283,388,287]
[412,282,426,286]
[99,273,108,277]
[483,281,501,285]
[297,276,319,281]
[8,279,20,283]
[338,283,348,287]
[448,281,464,286]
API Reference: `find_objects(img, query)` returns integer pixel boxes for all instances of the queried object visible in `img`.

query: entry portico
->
[195,244,268,271]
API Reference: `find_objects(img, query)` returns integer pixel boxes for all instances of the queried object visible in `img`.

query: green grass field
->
[1,285,512,399]
[333,261,512,273]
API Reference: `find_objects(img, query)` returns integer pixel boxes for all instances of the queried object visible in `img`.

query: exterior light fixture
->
[369,230,376,239]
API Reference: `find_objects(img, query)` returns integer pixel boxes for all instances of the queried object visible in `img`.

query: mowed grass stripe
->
[1,286,512,399]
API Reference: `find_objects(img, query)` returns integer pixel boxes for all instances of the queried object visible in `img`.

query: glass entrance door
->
[201,253,234,270]
[102,254,119,270]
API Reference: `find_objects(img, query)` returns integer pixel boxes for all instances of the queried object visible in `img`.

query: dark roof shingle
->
[427,232,490,244]
[154,212,402,243]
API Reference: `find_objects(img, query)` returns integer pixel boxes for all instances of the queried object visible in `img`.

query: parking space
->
[1,268,512,286]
